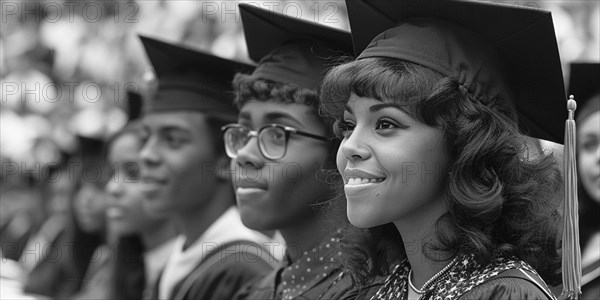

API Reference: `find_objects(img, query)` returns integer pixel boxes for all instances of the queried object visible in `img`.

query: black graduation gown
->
[149,240,276,300]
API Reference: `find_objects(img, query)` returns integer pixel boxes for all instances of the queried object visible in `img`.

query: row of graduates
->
[13,1,600,300]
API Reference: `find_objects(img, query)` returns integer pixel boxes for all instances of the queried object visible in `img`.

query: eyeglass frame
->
[221,123,330,160]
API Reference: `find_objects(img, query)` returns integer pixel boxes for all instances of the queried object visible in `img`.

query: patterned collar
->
[275,232,344,300]
[370,254,552,300]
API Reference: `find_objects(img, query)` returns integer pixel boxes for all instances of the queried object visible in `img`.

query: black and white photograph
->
[1,1,598,299]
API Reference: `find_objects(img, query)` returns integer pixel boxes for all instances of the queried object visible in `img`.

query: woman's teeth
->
[347,178,384,185]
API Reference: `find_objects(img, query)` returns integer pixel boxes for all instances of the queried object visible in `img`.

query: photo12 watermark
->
[1,0,139,24]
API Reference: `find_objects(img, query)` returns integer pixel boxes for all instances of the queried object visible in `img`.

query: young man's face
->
[232,101,332,231]
[139,111,221,215]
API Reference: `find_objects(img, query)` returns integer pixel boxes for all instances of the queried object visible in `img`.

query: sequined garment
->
[232,231,380,300]
[370,254,556,300]
[277,235,345,299]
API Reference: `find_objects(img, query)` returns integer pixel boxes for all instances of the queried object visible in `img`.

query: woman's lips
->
[106,206,125,219]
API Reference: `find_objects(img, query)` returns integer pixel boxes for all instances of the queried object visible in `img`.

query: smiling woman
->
[104,122,177,300]
[324,55,563,300]
[337,94,450,229]
[319,1,567,299]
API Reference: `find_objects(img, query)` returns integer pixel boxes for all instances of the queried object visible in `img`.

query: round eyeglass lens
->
[259,126,287,159]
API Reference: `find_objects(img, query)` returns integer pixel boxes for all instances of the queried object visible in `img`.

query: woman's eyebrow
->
[369,103,402,112]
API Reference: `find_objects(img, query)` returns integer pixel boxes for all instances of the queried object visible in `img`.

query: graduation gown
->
[70,245,113,300]
[580,232,600,300]
[369,254,556,300]
[151,207,278,300]
[0,212,34,262]
[580,259,600,300]
[551,232,600,300]
[22,230,78,298]
[158,240,277,300]
[232,232,381,300]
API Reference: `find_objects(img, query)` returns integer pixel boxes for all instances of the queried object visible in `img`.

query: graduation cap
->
[139,35,255,116]
[77,135,104,164]
[74,135,110,186]
[345,0,566,144]
[239,3,353,90]
[568,63,600,122]
[125,90,143,122]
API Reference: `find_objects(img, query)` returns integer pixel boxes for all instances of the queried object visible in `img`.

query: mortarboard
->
[568,63,600,122]
[77,135,104,164]
[345,0,566,144]
[239,3,354,90]
[75,135,110,186]
[139,35,255,117]
[125,90,143,122]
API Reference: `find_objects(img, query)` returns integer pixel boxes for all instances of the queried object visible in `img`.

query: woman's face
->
[73,182,107,233]
[48,174,74,217]
[578,111,600,203]
[106,133,167,236]
[337,94,450,228]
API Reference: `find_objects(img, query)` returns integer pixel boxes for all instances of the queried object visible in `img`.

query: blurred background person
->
[18,161,76,279]
[104,92,178,300]
[568,62,600,300]
[23,135,109,299]
[1,170,43,265]
[138,36,277,300]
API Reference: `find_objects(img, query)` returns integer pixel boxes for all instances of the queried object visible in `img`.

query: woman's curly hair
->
[320,57,562,286]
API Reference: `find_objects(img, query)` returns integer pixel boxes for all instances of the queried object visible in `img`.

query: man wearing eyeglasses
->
[226,5,381,300]
[137,36,278,300]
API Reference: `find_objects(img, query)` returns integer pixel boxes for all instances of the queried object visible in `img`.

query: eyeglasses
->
[221,124,329,160]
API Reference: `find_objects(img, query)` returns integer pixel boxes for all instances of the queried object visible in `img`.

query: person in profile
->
[319,0,566,298]
[229,4,380,300]
[138,36,278,300]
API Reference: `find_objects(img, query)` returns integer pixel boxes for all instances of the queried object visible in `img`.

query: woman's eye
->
[376,120,395,130]
[375,119,407,131]
[582,139,599,152]
[123,163,140,180]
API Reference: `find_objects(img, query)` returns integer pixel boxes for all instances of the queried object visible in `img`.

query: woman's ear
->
[216,155,232,182]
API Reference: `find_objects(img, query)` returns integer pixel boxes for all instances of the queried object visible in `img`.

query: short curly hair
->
[232,73,340,173]
[320,57,562,286]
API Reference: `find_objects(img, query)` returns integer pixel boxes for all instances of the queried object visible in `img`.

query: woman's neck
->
[393,200,453,289]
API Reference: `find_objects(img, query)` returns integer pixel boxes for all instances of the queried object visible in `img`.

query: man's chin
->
[142,198,172,216]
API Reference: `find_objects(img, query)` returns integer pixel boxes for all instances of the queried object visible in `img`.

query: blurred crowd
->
[1,0,598,170]
[1,0,348,269]
[0,0,599,299]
